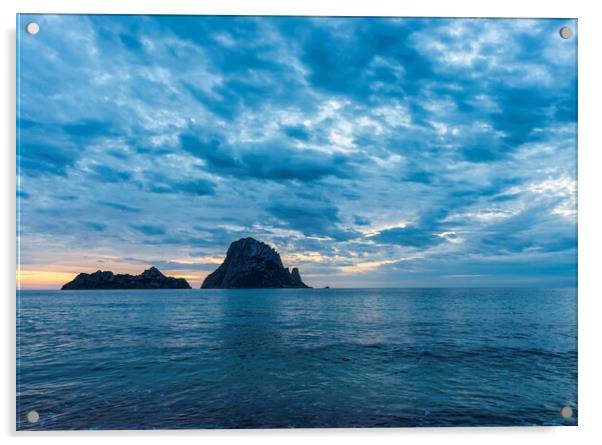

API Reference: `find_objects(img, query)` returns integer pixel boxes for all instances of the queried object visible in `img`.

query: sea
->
[16,288,577,430]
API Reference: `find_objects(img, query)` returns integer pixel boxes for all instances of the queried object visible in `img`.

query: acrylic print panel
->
[16,15,577,430]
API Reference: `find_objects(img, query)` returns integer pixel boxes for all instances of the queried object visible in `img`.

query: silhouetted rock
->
[61,266,191,290]
[290,268,305,287]
[201,238,310,289]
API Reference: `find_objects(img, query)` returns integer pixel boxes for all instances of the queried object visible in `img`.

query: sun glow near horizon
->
[17,270,78,290]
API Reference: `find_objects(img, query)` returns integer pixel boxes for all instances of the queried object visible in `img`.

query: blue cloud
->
[141,169,216,197]
[129,223,166,236]
[267,199,358,241]
[82,221,107,232]
[90,165,132,183]
[16,15,577,287]
[180,134,355,182]
[369,226,442,248]
[97,200,141,213]
[149,179,215,196]
[62,119,114,138]
[119,33,143,52]
[55,195,79,201]
[283,125,311,141]
[18,141,76,177]
[298,19,432,98]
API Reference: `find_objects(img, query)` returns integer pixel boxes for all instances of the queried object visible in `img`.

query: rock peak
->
[201,238,310,289]
[140,266,165,279]
[225,237,284,268]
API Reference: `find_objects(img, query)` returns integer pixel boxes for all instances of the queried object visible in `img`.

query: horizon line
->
[17,285,578,291]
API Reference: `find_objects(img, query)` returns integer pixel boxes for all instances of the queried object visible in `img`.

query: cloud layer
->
[17,16,577,288]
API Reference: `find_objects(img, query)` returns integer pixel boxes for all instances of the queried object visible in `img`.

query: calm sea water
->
[17,288,577,430]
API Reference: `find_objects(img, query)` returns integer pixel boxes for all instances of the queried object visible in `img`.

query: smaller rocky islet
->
[61,266,191,290]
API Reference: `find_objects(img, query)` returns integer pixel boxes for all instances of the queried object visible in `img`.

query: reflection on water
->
[17,288,577,429]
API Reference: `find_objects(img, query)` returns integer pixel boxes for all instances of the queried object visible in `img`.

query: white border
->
[2,1,601,444]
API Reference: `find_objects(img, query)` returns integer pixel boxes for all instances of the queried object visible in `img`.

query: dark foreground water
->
[17,288,577,430]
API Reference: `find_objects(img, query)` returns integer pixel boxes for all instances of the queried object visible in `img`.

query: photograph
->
[16,15,577,430]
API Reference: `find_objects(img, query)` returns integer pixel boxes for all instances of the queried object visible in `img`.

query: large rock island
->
[61,266,191,290]
[201,237,310,289]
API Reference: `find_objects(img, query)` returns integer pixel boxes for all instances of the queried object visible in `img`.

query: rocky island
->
[201,237,310,289]
[61,266,191,290]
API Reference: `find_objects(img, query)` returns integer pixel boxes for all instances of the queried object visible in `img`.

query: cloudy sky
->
[17,15,577,289]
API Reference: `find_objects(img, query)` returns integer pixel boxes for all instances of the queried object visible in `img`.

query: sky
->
[17,15,577,289]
